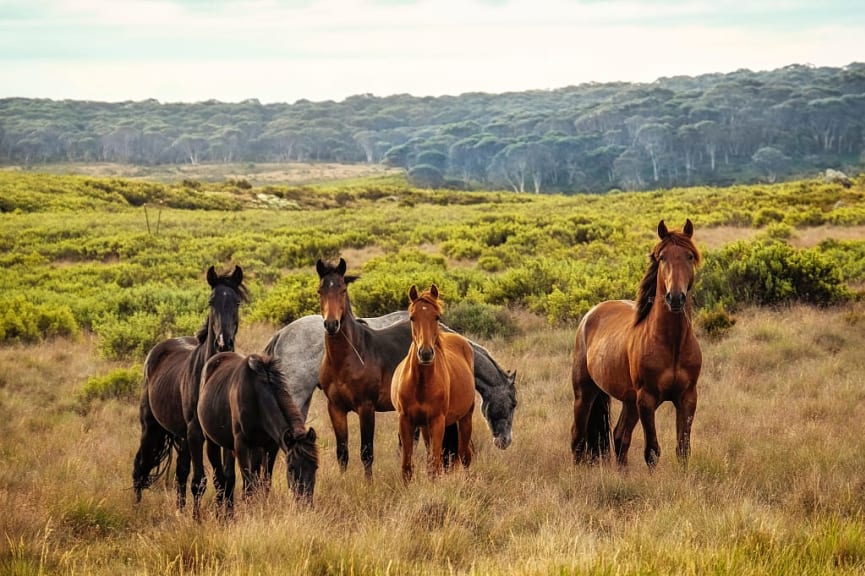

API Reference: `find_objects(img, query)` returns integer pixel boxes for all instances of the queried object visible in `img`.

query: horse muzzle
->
[216,333,234,352]
[323,319,340,335]
[417,347,435,365]
[493,431,512,450]
[664,291,687,313]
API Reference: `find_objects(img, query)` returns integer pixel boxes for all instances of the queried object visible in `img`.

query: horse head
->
[285,427,318,506]
[206,265,246,352]
[654,219,700,314]
[481,369,517,449]
[316,258,359,336]
[408,284,443,365]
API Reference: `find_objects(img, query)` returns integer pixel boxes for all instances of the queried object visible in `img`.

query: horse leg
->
[358,403,376,479]
[327,401,350,472]
[613,400,639,467]
[263,446,278,496]
[570,381,599,464]
[174,438,191,512]
[442,424,458,471]
[398,413,414,483]
[674,386,698,467]
[206,441,226,517]
[236,437,257,502]
[637,390,661,469]
[222,449,236,519]
[456,409,474,469]
[427,414,446,477]
[187,421,207,521]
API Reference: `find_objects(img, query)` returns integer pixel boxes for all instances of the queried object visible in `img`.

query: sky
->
[2,0,865,104]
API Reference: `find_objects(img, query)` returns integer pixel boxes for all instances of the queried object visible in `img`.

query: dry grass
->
[2,306,865,575]
[2,162,401,186]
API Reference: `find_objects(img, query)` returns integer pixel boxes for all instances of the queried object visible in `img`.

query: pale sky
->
[2,0,864,104]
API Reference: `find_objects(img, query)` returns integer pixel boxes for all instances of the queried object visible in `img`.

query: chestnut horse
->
[198,352,318,514]
[392,285,475,482]
[316,258,413,478]
[571,219,702,469]
[132,265,247,518]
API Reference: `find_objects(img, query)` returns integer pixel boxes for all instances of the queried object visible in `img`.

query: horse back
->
[576,300,638,402]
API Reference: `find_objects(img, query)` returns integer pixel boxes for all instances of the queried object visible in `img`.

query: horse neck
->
[647,296,694,348]
[324,307,366,366]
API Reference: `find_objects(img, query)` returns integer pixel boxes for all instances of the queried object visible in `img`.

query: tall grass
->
[2,305,864,574]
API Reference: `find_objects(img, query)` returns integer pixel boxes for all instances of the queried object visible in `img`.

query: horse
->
[198,352,318,514]
[316,257,415,478]
[263,311,516,451]
[392,285,475,482]
[132,265,247,519]
[570,219,702,469]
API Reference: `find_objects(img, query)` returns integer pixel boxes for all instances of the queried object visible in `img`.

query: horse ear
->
[231,265,243,286]
[283,430,297,450]
[657,220,669,239]
[336,258,347,276]
[306,427,317,442]
[430,284,439,299]
[206,266,218,287]
[315,259,327,278]
[409,285,419,302]
[683,218,694,238]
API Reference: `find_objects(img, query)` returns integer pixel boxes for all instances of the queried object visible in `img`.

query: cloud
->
[1,0,864,102]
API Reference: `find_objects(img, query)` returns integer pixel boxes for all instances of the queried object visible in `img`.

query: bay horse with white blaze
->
[198,352,318,513]
[392,285,475,483]
[571,219,702,469]
[132,265,247,518]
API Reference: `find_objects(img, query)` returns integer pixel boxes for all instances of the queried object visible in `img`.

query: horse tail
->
[586,392,612,461]
[132,383,175,500]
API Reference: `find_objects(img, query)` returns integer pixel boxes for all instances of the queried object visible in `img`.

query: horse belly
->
[148,373,187,436]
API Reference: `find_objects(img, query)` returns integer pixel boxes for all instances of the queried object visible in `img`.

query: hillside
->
[2,62,865,193]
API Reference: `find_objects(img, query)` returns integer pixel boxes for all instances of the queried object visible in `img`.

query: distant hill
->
[2,62,864,193]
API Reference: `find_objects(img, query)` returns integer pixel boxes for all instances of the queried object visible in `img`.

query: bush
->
[79,365,142,404]
[248,273,320,325]
[697,239,850,310]
[0,296,79,343]
[443,301,519,340]
[696,303,737,340]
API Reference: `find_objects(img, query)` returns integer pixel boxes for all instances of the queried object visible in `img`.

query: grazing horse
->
[198,352,318,513]
[263,311,517,450]
[317,258,412,478]
[132,265,246,518]
[392,285,475,482]
[571,219,702,469]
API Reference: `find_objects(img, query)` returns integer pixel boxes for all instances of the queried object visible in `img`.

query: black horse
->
[132,265,247,519]
[198,352,318,514]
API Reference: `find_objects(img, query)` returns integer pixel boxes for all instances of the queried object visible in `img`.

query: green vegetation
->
[2,171,865,360]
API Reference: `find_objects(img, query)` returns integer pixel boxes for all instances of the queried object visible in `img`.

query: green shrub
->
[0,296,79,343]
[79,365,142,404]
[696,303,737,340]
[443,301,519,340]
[697,239,850,310]
[248,273,320,325]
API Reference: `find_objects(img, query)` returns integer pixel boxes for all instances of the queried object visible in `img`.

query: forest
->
[2,62,865,193]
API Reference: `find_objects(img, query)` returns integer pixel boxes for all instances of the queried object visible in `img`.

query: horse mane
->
[249,354,308,439]
[634,230,701,326]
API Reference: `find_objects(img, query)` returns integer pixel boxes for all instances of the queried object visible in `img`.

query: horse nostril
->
[323,320,339,334]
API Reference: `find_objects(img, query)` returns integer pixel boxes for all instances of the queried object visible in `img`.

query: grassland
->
[1,168,864,575]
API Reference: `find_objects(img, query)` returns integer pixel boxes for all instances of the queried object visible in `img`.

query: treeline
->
[2,63,865,192]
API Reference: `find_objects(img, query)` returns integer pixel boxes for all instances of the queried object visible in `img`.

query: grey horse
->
[264,311,516,450]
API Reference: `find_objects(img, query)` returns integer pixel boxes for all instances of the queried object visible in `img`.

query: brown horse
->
[392,285,475,483]
[317,258,413,478]
[571,219,702,469]
[198,352,318,514]
[132,265,247,519]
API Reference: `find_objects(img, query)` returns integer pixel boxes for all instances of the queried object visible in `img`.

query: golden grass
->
[2,305,865,575]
